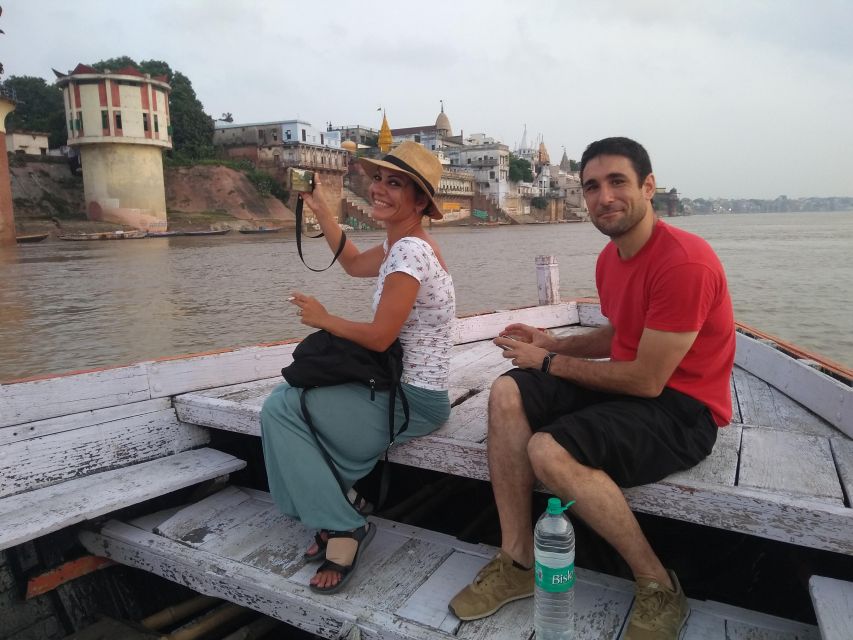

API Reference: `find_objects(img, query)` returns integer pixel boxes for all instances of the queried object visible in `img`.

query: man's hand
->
[494,335,548,370]
[500,323,557,351]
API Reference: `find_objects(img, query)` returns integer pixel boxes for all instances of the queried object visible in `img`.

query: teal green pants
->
[260,382,450,532]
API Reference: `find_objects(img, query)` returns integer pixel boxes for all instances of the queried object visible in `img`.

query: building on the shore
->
[54,64,172,232]
[443,133,510,207]
[213,119,348,171]
[653,186,681,216]
[5,130,49,156]
[214,118,350,229]
[329,124,378,147]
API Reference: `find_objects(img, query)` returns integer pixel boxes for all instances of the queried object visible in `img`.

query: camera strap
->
[295,195,347,272]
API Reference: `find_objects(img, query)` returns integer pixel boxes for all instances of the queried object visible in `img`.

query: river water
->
[1,211,851,381]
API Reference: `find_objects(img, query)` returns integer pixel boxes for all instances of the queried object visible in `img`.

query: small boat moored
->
[238,226,284,234]
[15,233,49,243]
[181,228,231,236]
[58,230,148,241]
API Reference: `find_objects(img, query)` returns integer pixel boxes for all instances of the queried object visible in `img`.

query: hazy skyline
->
[4,0,852,199]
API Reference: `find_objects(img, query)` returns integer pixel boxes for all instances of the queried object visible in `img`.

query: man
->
[449,137,735,640]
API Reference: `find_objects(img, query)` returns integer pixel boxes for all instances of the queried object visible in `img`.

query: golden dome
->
[341,140,357,152]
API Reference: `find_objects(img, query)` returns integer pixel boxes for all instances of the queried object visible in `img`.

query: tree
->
[569,159,580,172]
[508,153,534,182]
[0,75,67,147]
[92,57,215,160]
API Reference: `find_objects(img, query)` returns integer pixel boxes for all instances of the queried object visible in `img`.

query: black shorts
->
[503,368,718,488]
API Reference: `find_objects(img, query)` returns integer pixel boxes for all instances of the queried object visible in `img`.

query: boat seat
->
[1,337,310,552]
[809,575,853,640]
[0,400,243,552]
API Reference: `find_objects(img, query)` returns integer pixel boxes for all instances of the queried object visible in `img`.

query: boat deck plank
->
[738,428,844,505]
[80,486,819,640]
[809,575,853,640]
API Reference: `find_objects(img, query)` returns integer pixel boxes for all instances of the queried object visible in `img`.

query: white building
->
[214,120,341,148]
[446,135,510,205]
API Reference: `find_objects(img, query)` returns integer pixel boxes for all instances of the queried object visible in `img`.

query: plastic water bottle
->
[534,497,576,640]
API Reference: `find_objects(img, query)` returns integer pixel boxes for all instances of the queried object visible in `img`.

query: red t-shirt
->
[596,220,735,426]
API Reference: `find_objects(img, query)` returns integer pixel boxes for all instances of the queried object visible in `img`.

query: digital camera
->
[285,167,315,193]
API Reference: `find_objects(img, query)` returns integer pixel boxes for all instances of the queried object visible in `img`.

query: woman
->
[260,141,455,594]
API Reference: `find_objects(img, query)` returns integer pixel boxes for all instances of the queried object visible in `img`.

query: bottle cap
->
[546,497,576,514]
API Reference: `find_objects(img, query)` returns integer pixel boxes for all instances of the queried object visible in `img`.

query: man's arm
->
[499,327,698,398]
[553,324,614,359]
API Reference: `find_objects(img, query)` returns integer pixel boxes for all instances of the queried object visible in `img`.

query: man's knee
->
[528,432,567,473]
[487,375,524,426]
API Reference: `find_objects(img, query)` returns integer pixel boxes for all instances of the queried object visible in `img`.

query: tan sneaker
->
[625,570,690,640]
[448,550,534,621]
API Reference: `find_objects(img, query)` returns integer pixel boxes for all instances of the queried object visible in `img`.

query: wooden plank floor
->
[80,486,819,640]
[174,326,853,556]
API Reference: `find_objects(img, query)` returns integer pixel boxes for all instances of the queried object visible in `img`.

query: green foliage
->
[508,154,534,182]
[531,196,548,210]
[569,159,580,172]
[1,75,67,147]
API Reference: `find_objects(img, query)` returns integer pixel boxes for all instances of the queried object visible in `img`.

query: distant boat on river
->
[59,230,147,241]
[238,226,283,234]
[181,229,231,236]
[15,233,49,244]
[146,231,183,238]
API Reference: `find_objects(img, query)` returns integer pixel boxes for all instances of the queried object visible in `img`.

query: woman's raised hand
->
[297,174,332,220]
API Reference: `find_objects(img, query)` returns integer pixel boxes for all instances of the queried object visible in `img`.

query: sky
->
[4,0,852,199]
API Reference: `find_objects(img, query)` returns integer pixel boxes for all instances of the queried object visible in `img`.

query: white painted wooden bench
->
[0,342,312,550]
[809,575,853,640]
[172,301,853,556]
[80,484,821,640]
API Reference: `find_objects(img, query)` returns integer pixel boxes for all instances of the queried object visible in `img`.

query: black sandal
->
[309,523,376,594]
[304,530,329,562]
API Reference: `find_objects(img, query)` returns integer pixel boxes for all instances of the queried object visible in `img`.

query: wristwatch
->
[541,352,558,374]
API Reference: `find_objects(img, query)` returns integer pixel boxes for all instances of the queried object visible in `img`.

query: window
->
[301,129,306,142]
[76,112,83,135]
[414,135,421,143]
[272,129,278,141]
[286,130,292,140]
[115,112,123,130]
[143,113,149,132]
[69,119,74,134]
[320,133,324,145]
[258,130,264,141]
[101,110,109,130]
[154,114,159,133]
[490,171,495,179]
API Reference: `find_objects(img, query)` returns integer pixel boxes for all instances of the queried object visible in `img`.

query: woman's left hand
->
[289,292,330,329]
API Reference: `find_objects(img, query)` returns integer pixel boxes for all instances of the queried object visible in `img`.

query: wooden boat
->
[59,230,148,241]
[15,233,49,243]
[182,228,231,236]
[238,226,284,234]
[145,230,183,238]
[1,260,851,639]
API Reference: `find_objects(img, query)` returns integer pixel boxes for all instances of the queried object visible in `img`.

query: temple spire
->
[378,110,393,153]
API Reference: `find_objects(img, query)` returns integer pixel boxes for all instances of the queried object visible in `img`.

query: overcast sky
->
[4,0,852,199]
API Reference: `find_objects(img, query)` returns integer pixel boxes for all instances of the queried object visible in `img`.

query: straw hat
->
[357,141,444,220]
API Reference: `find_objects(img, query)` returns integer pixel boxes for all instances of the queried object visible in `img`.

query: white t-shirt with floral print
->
[372,237,455,391]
